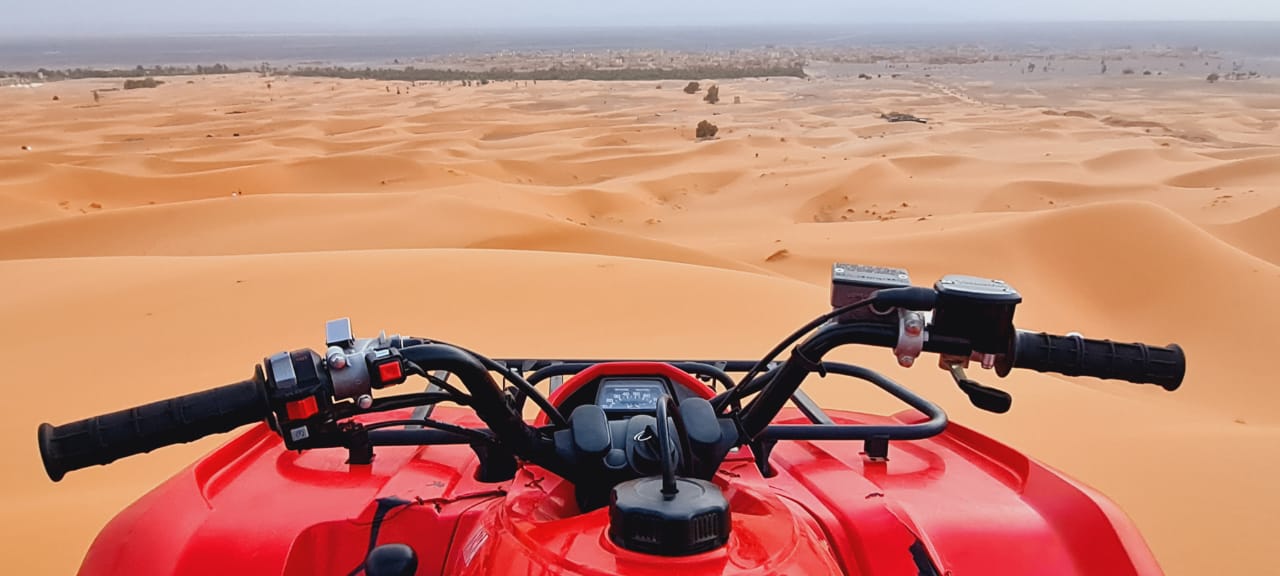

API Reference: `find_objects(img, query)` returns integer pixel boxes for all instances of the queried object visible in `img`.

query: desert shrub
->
[695,120,718,139]
[1224,70,1259,80]
[683,81,700,94]
[703,84,719,104]
[123,77,162,89]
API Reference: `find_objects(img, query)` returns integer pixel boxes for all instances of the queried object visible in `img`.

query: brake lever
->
[945,363,1012,414]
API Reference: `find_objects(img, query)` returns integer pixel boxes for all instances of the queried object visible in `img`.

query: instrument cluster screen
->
[596,379,668,412]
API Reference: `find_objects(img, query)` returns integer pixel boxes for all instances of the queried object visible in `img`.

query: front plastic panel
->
[75,404,1160,575]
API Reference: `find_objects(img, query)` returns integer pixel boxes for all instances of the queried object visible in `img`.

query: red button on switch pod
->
[377,360,404,384]
[286,396,318,420]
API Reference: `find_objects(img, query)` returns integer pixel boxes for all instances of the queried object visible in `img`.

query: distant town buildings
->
[402,47,805,74]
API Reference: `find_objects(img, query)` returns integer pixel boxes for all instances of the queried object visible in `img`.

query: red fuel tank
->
[446,465,844,576]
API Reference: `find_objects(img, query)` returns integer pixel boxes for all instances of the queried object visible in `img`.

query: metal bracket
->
[548,361,565,394]
[968,351,997,370]
[343,423,374,465]
[753,439,778,477]
[709,361,729,391]
[863,436,890,462]
[939,353,970,371]
[407,370,450,426]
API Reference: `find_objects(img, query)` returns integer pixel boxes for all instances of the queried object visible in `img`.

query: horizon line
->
[4,19,1280,41]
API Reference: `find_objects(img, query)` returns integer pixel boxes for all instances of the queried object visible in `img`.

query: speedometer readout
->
[596,379,667,411]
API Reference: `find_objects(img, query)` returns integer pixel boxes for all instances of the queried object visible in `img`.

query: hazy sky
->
[3,0,1279,36]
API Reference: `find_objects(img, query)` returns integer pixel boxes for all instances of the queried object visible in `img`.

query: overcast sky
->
[3,0,1279,36]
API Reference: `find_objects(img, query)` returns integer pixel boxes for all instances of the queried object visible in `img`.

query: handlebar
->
[736,319,1186,440]
[997,331,1185,391]
[38,369,270,481]
[33,266,1190,483]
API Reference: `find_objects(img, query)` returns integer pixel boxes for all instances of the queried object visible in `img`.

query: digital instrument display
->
[596,379,668,412]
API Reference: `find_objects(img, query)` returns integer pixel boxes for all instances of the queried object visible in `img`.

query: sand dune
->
[0,194,774,276]
[1,72,1278,576]
[1079,147,1207,171]
[1209,206,1280,264]
[1165,154,1280,188]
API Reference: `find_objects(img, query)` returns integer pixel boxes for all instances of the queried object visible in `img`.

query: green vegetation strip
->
[3,62,807,83]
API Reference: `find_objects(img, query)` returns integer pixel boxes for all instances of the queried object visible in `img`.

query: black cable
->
[362,418,496,445]
[406,337,567,428]
[330,391,461,420]
[713,295,880,413]
[404,361,471,400]
[365,392,469,413]
[735,368,779,399]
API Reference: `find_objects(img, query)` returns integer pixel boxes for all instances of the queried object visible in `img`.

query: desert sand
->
[1,71,1277,575]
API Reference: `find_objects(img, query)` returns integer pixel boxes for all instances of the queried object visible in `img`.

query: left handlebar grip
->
[38,371,270,482]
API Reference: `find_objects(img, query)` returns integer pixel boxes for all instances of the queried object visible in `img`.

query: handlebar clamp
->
[323,318,407,401]
[893,310,926,367]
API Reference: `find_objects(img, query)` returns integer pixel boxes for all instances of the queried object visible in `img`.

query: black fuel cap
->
[607,476,731,556]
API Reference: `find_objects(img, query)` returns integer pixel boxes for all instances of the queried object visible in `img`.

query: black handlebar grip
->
[1001,331,1185,391]
[37,370,270,482]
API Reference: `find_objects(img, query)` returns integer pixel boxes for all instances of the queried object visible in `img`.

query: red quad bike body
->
[40,265,1182,576]
[78,401,1159,575]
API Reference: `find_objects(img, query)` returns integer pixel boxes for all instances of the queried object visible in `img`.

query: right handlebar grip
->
[37,370,270,482]
[1004,331,1185,391]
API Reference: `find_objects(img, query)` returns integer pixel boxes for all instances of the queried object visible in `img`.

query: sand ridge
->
[1,72,1278,575]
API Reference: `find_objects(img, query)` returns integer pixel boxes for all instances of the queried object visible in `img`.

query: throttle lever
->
[946,363,1012,414]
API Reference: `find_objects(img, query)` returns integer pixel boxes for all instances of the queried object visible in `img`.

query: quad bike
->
[37,263,1185,575]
